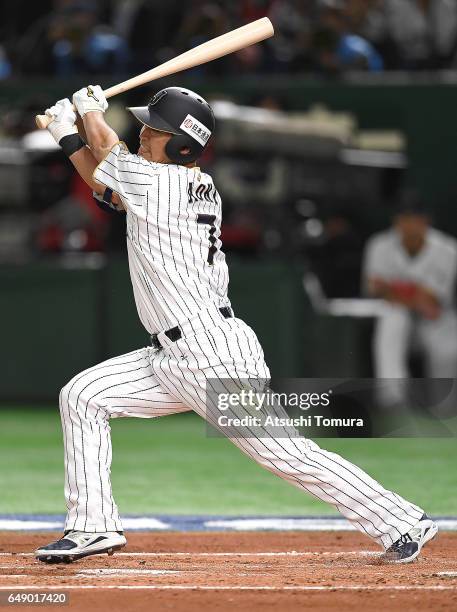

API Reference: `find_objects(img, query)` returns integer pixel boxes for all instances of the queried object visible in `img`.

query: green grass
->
[0,407,456,516]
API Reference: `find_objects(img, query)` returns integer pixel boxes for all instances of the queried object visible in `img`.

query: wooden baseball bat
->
[35,17,274,129]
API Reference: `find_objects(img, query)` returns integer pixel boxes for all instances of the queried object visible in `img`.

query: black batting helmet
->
[127,87,215,164]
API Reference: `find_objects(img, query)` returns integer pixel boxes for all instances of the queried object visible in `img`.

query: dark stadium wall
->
[1,77,456,230]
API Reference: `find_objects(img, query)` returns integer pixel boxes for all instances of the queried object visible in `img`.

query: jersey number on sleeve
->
[197,214,217,265]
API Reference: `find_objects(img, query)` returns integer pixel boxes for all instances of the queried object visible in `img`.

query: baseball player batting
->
[35,85,437,564]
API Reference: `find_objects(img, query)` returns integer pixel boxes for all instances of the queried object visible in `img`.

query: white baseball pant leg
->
[373,304,414,405]
[417,310,457,415]
[59,347,191,533]
[418,310,457,378]
[60,316,424,548]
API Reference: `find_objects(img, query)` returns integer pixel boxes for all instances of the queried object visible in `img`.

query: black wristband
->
[59,133,85,157]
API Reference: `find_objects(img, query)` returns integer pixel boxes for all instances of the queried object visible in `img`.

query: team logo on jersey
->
[180,114,211,147]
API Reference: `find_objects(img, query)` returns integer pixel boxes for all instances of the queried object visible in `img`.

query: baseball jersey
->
[362,228,457,309]
[93,142,231,334]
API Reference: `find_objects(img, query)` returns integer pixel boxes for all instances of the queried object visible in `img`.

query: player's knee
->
[59,378,76,411]
[59,374,98,416]
[253,438,312,471]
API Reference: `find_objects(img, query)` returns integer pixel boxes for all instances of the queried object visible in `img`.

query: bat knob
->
[35,114,52,129]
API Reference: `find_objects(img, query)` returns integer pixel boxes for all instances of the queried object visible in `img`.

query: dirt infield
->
[0,531,456,611]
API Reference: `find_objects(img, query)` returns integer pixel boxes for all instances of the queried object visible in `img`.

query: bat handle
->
[35,114,52,129]
[35,100,94,130]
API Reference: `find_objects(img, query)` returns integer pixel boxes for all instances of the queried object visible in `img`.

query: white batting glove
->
[73,85,108,117]
[45,98,78,144]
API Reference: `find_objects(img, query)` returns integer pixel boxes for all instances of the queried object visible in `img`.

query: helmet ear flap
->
[165,134,201,164]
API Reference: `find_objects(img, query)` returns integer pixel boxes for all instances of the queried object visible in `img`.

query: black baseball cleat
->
[35,531,127,563]
[382,513,438,563]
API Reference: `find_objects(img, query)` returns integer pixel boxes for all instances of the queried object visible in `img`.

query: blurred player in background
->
[363,191,457,402]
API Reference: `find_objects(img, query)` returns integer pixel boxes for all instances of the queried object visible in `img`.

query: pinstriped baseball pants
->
[59,315,424,549]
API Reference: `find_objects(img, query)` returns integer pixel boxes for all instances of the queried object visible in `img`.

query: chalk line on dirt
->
[0,585,456,592]
[0,551,380,558]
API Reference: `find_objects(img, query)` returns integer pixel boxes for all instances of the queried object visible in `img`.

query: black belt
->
[150,307,233,350]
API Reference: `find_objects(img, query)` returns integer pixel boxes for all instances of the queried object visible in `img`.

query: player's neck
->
[402,236,426,257]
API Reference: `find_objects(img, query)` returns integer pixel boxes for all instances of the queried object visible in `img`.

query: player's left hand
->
[73,85,108,117]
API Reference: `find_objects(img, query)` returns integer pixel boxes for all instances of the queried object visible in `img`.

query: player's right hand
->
[45,98,78,145]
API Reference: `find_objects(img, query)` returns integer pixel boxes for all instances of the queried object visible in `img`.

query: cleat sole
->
[36,542,126,564]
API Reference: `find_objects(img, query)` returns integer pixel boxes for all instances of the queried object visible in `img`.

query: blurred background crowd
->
[2,0,457,79]
[2,0,457,395]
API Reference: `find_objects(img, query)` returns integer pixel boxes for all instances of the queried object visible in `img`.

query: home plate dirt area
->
[0,532,456,611]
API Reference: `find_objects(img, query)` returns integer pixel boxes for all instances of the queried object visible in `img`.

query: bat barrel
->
[34,17,274,130]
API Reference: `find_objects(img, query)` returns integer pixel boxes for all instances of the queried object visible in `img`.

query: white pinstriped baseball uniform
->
[59,142,424,548]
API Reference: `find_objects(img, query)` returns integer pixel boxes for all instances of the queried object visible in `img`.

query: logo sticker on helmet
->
[180,114,211,147]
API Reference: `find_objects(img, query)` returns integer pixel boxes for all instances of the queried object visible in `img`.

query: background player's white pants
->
[60,313,424,549]
[374,304,457,378]
[374,304,457,405]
